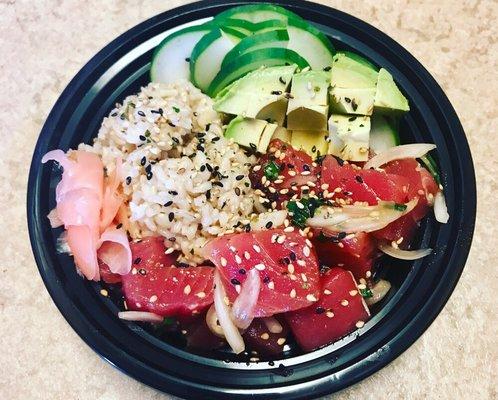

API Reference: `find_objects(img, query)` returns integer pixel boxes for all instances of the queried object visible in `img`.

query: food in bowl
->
[42,4,449,360]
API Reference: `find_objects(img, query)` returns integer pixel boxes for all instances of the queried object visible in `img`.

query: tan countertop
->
[1,1,497,399]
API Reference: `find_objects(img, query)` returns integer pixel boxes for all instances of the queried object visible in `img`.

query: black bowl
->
[27,1,476,398]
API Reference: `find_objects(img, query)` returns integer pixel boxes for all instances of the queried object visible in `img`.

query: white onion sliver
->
[307,199,417,234]
[118,311,164,323]
[213,271,245,354]
[252,210,288,231]
[434,191,449,223]
[262,317,283,334]
[231,269,260,329]
[378,243,432,260]
[205,305,225,338]
[365,280,392,306]
[364,143,436,169]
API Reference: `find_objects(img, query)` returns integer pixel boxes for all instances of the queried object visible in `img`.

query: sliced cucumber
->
[216,18,257,36]
[287,17,335,70]
[214,4,303,24]
[207,48,309,97]
[340,51,378,71]
[251,19,287,33]
[190,27,246,93]
[369,114,400,154]
[221,29,289,69]
[150,24,214,83]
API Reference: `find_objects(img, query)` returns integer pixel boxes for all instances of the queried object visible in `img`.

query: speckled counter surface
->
[1,1,496,399]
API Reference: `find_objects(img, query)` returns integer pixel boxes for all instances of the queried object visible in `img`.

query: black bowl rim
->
[27,1,476,399]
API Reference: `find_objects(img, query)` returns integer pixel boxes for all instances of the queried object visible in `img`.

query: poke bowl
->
[27,1,476,399]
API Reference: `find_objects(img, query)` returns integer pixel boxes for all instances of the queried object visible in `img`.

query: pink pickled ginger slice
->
[100,158,124,232]
[98,226,132,276]
[66,225,100,281]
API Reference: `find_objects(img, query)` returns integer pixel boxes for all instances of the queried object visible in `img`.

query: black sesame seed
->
[139,135,146,141]
[333,156,345,166]
[134,257,142,265]
[283,257,290,265]
[126,176,132,185]
[197,144,205,152]
[348,116,357,121]
[338,231,347,240]
[168,190,178,195]
[111,112,118,117]
[206,163,213,172]
[289,251,297,261]
[323,66,332,71]
[146,172,153,180]
[315,306,325,314]
[138,268,147,275]
[198,138,205,144]
[311,145,317,153]
[265,221,273,229]
[212,181,224,187]
[200,165,206,172]
[302,164,310,171]
[263,276,271,284]
[344,97,352,103]
[116,223,123,229]
[164,201,173,207]
[235,175,244,181]
[244,224,251,232]
[172,137,180,144]
[145,164,151,173]
[167,120,176,127]
[168,212,174,222]
[235,187,241,196]
[355,175,364,183]
[271,90,282,95]
[212,137,220,142]
[185,57,190,62]
[231,278,241,285]
[137,110,146,117]
[238,268,246,275]
[168,237,176,242]
[206,190,211,200]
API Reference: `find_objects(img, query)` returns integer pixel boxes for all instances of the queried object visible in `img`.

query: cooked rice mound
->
[80,81,257,264]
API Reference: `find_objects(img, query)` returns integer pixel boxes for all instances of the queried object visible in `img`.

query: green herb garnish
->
[394,203,407,212]
[173,106,180,113]
[263,160,280,181]
[286,197,323,228]
[420,154,441,186]
[360,288,373,298]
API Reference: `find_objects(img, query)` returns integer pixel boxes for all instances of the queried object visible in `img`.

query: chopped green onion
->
[393,203,407,212]
[420,154,441,186]
[173,106,180,113]
[263,161,280,182]
[360,288,373,298]
[287,197,323,228]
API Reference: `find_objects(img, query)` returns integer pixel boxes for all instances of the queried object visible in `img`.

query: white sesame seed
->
[253,244,261,253]
[300,185,309,191]
[279,188,289,194]
[261,176,267,185]
[131,268,137,275]
[341,299,349,306]
[196,292,206,298]
[324,289,332,295]
[307,181,316,187]
[301,171,311,176]
[253,165,261,172]
[235,285,241,294]
[284,219,290,227]
[268,281,275,289]
[277,235,286,244]
[349,290,358,296]
[288,264,295,274]
[229,246,236,252]
[305,239,313,248]
[356,320,365,328]
[220,257,227,267]
[149,295,158,302]
[326,311,334,318]
[224,296,230,306]
[279,153,286,161]
[306,294,318,302]
[296,201,305,209]
[301,273,307,282]
[290,289,296,298]
[100,289,108,297]
[284,226,295,233]
[244,251,250,260]
[366,271,372,278]
[235,255,242,264]
[255,263,266,271]
[274,179,283,184]
[260,333,270,340]
[288,170,296,176]
[396,236,404,244]
[165,247,175,254]
[334,187,342,193]
[275,150,281,158]
[321,183,329,190]
[184,285,192,295]
[289,274,297,281]
[357,283,367,290]
[277,338,286,345]
[303,246,311,257]
[297,260,306,267]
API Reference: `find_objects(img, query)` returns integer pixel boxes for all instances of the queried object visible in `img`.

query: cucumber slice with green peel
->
[207,48,309,97]
[190,27,246,93]
[216,18,257,36]
[150,23,215,83]
[251,19,287,33]
[214,4,303,23]
[221,29,289,69]
[339,51,378,71]
[287,17,335,70]
[369,114,400,154]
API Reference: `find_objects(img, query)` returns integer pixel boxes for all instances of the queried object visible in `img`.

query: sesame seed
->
[301,273,308,282]
[275,150,282,158]
[131,268,137,275]
[321,183,329,190]
[303,246,311,257]
[279,188,289,194]
[305,239,313,248]
[356,320,365,328]
[235,255,242,264]
[349,290,358,296]
[255,263,266,271]
[341,299,349,306]
[297,259,306,266]
[277,235,286,244]
[223,296,230,306]
[260,333,270,340]
[235,285,241,294]
[268,281,275,289]
[244,251,250,260]
[306,294,318,302]
[231,278,241,285]
[287,264,295,274]
[301,171,311,176]
[265,221,273,229]
[149,295,158,303]
[326,311,334,318]
[288,170,297,176]
[366,271,372,278]
[220,257,227,267]
[253,244,261,253]
[100,289,108,297]
[274,179,284,184]
[284,226,294,233]
[261,176,267,185]
[290,289,296,298]
[196,292,206,298]
[253,165,261,172]
[324,289,332,295]
[357,283,367,290]
[165,247,175,255]
[268,187,276,193]
[296,201,305,209]
[277,338,286,345]
[184,285,191,295]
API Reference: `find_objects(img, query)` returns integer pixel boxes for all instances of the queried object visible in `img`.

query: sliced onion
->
[378,242,432,260]
[365,280,392,306]
[56,231,70,254]
[262,317,283,334]
[231,269,260,329]
[307,199,417,234]
[206,305,225,338]
[364,143,436,170]
[118,311,164,323]
[252,210,287,231]
[434,191,449,223]
[213,271,245,354]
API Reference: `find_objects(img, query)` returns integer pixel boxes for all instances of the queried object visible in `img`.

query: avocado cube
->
[271,126,292,143]
[291,130,329,158]
[258,123,279,153]
[374,68,410,113]
[329,87,376,115]
[327,114,370,162]
[286,103,329,131]
[224,116,268,150]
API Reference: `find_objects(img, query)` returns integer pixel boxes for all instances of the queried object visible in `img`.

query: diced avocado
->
[271,126,292,143]
[327,114,370,162]
[224,116,267,149]
[329,87,376,115]
[374,68,410,113]
[291,130,329,157]
[329,52,378,116]
[258,123,279,153]
[213,65,297,126]
[286,70,330,131]
[330,53,378,89]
